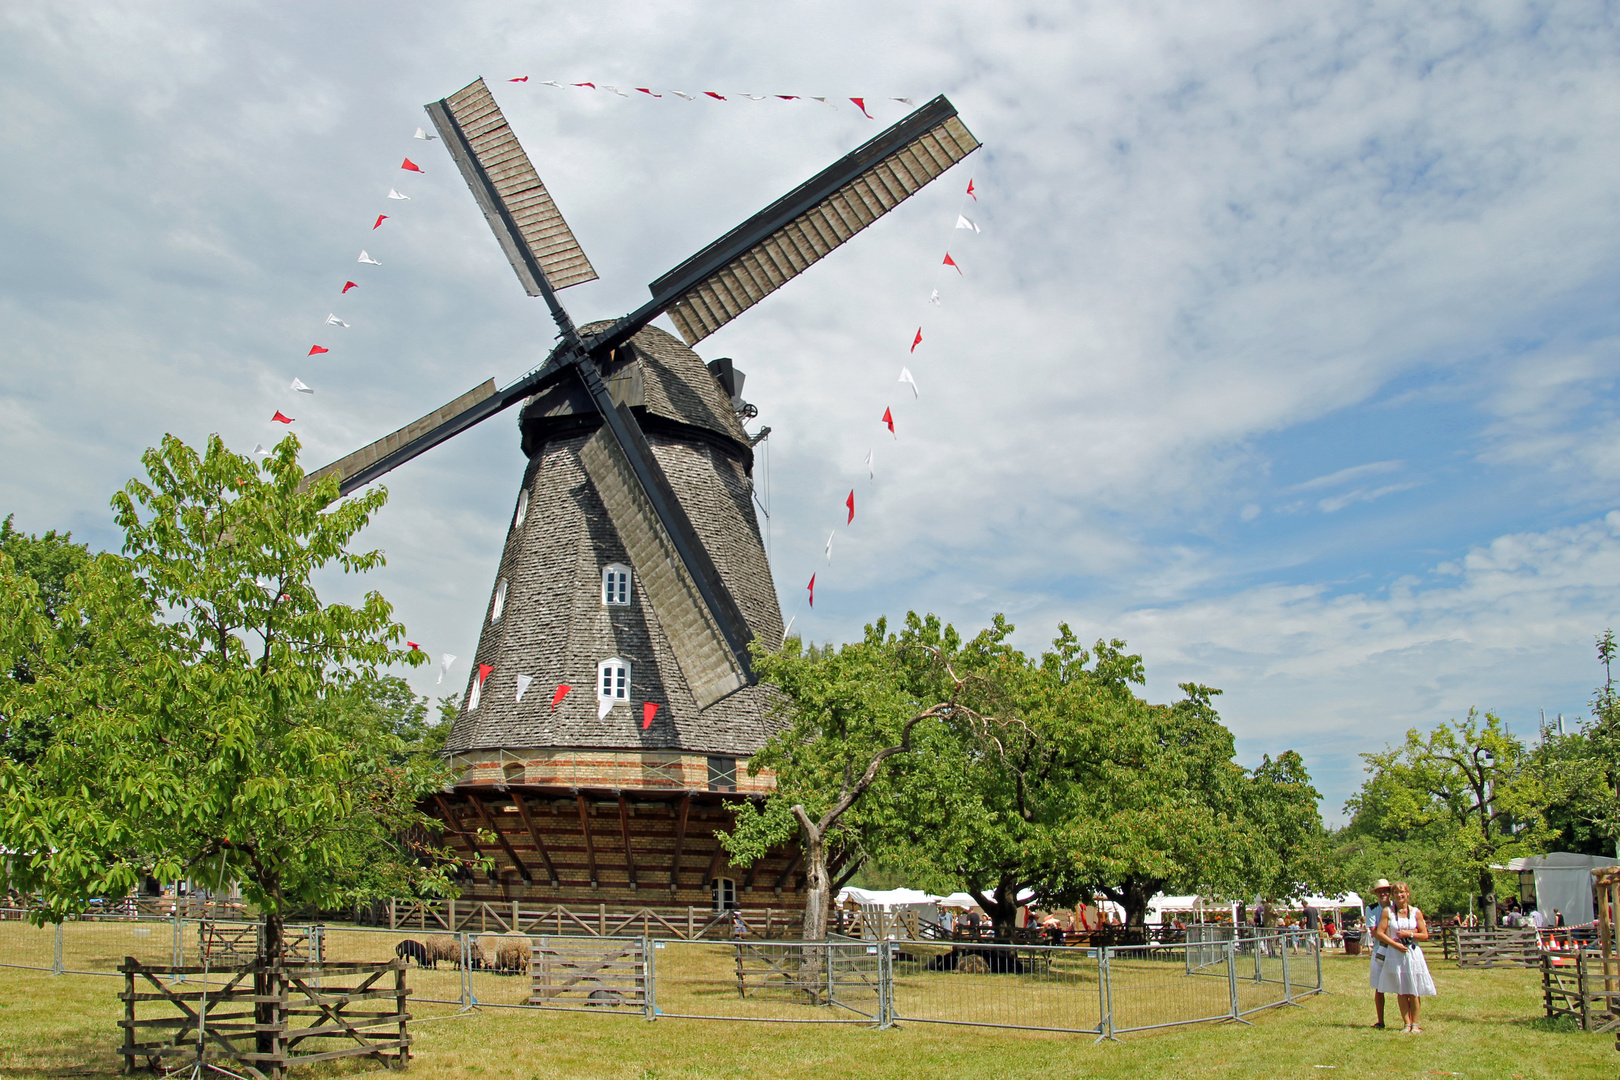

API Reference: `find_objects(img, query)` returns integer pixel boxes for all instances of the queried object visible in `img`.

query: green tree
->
[0,515,93,763]
[1345,710,1549,927]
[1534,632,1620,859]
[0,434,458,961]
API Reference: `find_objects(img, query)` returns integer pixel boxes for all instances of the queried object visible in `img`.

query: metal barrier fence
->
[1,912,1318,1038]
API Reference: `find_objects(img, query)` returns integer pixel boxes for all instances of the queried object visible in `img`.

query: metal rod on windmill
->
[306,78,979,706]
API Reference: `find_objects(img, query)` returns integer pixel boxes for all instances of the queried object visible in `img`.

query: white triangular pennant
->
[437,653,457,684]
[898,367,918,397]
[892,97,914,105]
[669,90,694,100]
[253,443,269,456]
[825,530,834,562]
[784,614,797,637]
[325,314,349,327]
[929,288,940,305]
[541,80,563,88]
[597,696,615,719]
[386,189,410,200]
[291,378,314,394]
[955,214,980,233]
[515,673,533,703]
[413,127,437,141]
[865,448,874,479]
[357,250,381,265]
[602,85,629,96]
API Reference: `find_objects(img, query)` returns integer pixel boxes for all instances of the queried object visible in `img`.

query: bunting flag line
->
[291,378,313,394]
[807,574,815,607]
[438,654,457,684]
[955,213,980,233]
[400,158,423,173]
[882,406,895,436]
[271,411,295,424]
[308,345,329,356]
[325,314,349,327]
[373,214,388,229]
[515,673,533,702]
[943,253,962,275]
[477,663,494,685]
[413,127,437,141]
[523,81,919,115]
[643,702,659,730]
[387,188,410,200]
[846,490,856,524]
[911,328,923,353]
[551,684,571,709]
[357,250,381,265]
[597,697,615,719]
[342,281,358,293]
[899,367,918,397]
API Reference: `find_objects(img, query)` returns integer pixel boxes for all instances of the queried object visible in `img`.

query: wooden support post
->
[618,794,639,890]
[742,856,761,893]
[434,794,488,879]
[511,793,560,886]
[467,795,534,885]
[669,793,691,892]
[703,843,727,888]
[774,850,803,894]
[448,897,456,932]
[576,794,599,888]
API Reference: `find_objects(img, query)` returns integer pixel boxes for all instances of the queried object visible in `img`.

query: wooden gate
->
[1455,928,1539,967]
[529,938,647,1008]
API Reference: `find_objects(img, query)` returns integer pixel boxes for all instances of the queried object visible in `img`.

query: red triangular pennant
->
[636,88,661,97]
[850,97,873,118]
[400,158,423,173]
[643,702,659,730]
[910,328,922,353]
[704,91,726,100]
[341,281,358,293]
[882,407,894,436]
[776,95,799,100]
[967,178,976,201]
[271,411,295,424]
[373,214,387,230]
[308,345,328,356]
[406,641,421,650]
[551,684,571,709]
[807,574,815,607]
[943,252,962,274]
[509,76,529,82]
[846,490,855,525]
[573,82,595,88]
[477,663,493,685]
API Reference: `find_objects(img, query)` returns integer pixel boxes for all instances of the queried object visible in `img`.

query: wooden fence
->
[530,939,648,1008]
[1542,948,1620,1032]
[1455,927,1541,968]
[386,898,802,940]
[119,957,408,1079]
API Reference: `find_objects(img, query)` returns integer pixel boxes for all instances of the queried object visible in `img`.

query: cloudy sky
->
[4,1,1619,820]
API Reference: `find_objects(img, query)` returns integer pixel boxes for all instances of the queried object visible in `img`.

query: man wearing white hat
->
[1366,879,1392,1028]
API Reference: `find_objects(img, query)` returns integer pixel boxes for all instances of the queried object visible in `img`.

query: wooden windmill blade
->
[588,95,979,357]
[427,78,599,301]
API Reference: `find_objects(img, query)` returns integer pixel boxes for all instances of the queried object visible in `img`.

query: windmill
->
[313,79,978,913]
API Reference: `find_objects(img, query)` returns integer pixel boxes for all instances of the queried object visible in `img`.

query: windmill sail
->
[304,380,502,495]
[429,77,598,296]
[643,95,979,347]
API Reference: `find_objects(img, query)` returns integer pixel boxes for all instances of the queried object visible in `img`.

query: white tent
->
[934,892,983,911]
[836,887,936,909]
[1499,853,1618,925]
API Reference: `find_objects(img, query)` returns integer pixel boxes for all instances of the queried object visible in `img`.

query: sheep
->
[495,938,530,975]
[394,940,430,968]
[424,935,460,969]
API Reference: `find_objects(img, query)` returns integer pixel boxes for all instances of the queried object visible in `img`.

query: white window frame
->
[597,656,631,703]
[489,578,508,624]
[712,876,738,913]
[467,674,483,712]
[602,563,632,607]
[513,489,530,529]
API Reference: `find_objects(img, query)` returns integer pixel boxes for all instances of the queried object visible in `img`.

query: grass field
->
[0,948,1612,1078]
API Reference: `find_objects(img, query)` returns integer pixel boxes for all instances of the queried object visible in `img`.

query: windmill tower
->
[310,79,978,919]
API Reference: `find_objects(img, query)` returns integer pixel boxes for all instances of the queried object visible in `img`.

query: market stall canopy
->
[1496,852,1619,925]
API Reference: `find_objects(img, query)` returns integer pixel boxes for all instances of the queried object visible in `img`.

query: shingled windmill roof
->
[444,324,785,758]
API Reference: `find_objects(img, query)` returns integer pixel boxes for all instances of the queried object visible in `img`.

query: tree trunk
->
[256,908,284,1062]
[970,878,1020,941]
[798,822,829,941]
[1480,867,1497,931]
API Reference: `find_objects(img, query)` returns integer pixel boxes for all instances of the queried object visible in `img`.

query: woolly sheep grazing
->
[424,935,459,969]
[394,940,429,968]
[495,938,530,974]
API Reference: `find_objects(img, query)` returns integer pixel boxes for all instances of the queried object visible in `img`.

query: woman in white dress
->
[1373,881,1437,1032]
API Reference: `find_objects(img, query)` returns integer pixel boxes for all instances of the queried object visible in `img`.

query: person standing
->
[1366,879,1392,1027]
[1374,881,1438,1033]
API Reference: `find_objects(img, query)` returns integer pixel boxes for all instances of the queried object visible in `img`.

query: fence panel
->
[60,915,176,976]
[890,941,1102,1034]
[319,924,467,1006]
[0,911,60,972]
[647,939,879,1024]
[1105,939,1233,1034]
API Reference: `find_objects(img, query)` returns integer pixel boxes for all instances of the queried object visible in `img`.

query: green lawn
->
[0,951,1611,1078]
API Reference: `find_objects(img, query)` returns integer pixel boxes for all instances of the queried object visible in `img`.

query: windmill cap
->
[1373,879,1392,891]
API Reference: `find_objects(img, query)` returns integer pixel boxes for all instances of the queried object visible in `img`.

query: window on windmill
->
[712,876,738,913]
[602,563,632,606]
[490,578,508,624]
[707,756,737,792]
[513,489,530,529]
[597,657,630,702]
[467,675,483,713]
